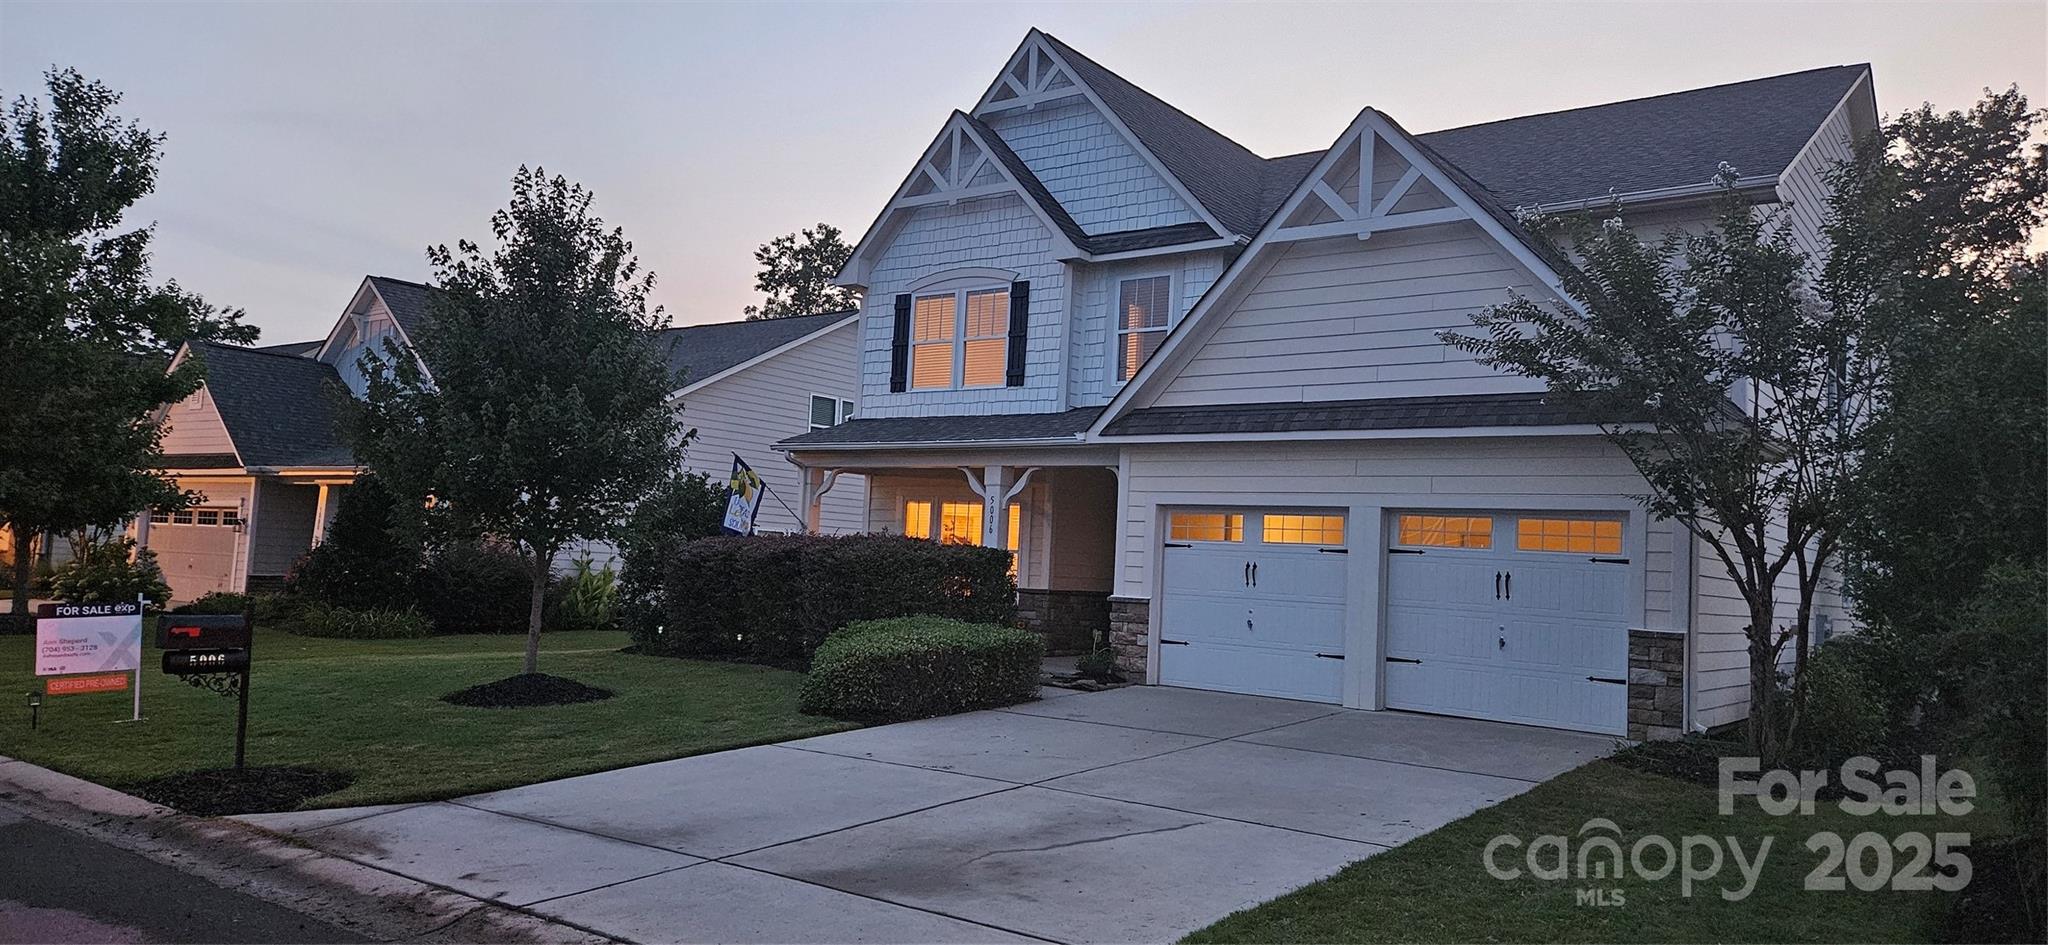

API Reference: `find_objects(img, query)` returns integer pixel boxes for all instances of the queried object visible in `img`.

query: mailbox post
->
[157,610,255,769]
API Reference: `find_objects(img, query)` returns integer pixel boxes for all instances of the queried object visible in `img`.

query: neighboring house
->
[145,275,864,602]
[780,29,1872,738]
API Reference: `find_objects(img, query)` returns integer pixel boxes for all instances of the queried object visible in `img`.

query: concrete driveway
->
[239,687,1615,944]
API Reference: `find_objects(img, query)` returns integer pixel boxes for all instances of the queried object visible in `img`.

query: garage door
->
[1384,513,1629,734]
[1159,510,1347,703]
[150,507,240,603]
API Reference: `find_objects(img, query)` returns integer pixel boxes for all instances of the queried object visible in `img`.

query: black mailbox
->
[157,614,251,651]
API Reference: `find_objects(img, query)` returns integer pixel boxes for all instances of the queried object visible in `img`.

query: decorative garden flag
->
[722,454,765,535]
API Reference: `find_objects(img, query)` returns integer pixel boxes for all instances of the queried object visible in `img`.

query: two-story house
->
[147,275,865,603]
[781,30,1872,739]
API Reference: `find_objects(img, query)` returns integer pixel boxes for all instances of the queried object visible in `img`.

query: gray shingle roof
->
[366,276,437,338]
[783,406,1105,449]
[658,310,855,390]
[1033,31,1865,238]
[1099,393,1616,437]
[254,339,323,357]
[185,341,355,468]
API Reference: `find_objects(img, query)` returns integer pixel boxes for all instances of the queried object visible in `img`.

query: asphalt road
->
[0,800,365,944]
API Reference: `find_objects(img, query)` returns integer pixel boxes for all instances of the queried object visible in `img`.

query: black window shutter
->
[889,294,911,392]
[1005,280,1030,387]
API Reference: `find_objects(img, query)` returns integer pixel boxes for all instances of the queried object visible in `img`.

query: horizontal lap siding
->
[679,323,866,535]
[985,98,1197,234]
[1692,514,1857,729]
[859,194,1066,417]
[159,388,237,456]
[1117,437,1677,632]
[1151,223,1548,407]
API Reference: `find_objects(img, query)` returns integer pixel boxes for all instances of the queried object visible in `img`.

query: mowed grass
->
[0,628,855,809]
[1188,760,1993,944]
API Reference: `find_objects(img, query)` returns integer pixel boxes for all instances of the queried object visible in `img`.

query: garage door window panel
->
[1516,517,1622,555]
[1169,512,1242,543]
[1395,514,1492,549]
[1260,514,1344,545]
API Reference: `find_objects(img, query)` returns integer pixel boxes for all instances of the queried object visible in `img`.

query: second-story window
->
[911,286,1011,390]
[1117,274,1172,382]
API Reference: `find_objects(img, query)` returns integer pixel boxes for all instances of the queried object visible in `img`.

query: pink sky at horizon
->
[3,0,2042,343]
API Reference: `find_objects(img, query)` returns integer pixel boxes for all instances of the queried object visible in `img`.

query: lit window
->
[1262,514,1345,545]
[939,502,982,545]
[1116,275,1171,382]
[961,289,1010,387]
[911,294,955,389]
[1517,518,1622,554]
[903,500,933,540]
[1169,512,1243,542]
[1396,514,1492,549]
[1006,503,1022,577]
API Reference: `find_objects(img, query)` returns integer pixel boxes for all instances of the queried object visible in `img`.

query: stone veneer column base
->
[1627,628,1687,741]
[1013,588,1110,655]
[1107,597,1150,680]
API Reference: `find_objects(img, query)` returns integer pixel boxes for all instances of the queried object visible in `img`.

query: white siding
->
[158,387,237,457]
[678,321,867,536]
[1116,437,1678,633]
[1691,516,1857,729]
[1069,251,1228,406]
[322,298,403,397]
[1149,222,1551,408]
[985,97,1198,234]
[857,194,1067,417]
[1772,87,1861,269]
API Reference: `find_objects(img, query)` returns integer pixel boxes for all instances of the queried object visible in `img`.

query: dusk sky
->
[4,1,2042,343]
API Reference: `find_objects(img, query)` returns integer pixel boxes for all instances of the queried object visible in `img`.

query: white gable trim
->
[836,112,1086,290]
[1778,68,1874,197]
[310,276,436,386]
[667,314,859,402]
[971,31,1232,240]
[1088,108,1582,437]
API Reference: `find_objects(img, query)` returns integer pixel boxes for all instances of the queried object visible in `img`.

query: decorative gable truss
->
[1090,108,1582,433]
[837,113,1085,290]
[978,39,1082,113]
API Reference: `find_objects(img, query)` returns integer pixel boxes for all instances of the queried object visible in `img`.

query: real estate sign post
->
[35,597,145,721]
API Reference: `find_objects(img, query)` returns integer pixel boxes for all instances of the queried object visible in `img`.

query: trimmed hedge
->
[170,592,251,615]
[799,616,1043,722]
[634,534,1015,664]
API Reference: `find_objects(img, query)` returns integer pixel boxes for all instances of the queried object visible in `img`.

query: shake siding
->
[1069,251,1228,405]
[1149,223,1550,408]
[250,479,317,576]
[858,194,1066,417]
[1117,437,1679,630]
[159,388,237,456]
[677,322,867,536]
[985,98,1197,234]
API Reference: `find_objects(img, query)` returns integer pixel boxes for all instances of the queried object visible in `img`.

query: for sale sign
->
[34,600,143,677]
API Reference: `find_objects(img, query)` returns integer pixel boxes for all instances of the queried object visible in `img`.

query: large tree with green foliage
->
[0,68,252,613]
[742,222,856,319]
[348,167,685,675]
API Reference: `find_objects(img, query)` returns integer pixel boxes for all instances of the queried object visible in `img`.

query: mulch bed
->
[128,766,354,816]
[440,673,614,708]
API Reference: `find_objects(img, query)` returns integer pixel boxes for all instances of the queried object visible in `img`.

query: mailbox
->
[157,614,251,651]
[163,649,251,676]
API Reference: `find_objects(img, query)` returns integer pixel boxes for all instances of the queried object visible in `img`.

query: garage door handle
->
[1250,562,1257,587]
[1504,571,1511,599]
[1243,562,1251,586]
[1587,676,1625,685]
[1318,547,1347,554]
[1388,548,1425,555]
[1385,656,1422,664]
[1494,571,1501,599]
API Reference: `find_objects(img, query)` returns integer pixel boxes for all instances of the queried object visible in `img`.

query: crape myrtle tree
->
[0,68,252,615]
[742,222,856,319]
[1444,167,1878,762]
[349,167,685,676]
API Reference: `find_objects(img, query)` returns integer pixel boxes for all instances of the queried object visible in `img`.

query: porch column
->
[961,466,1037,549]
[798,466,842,535]
[311,483,333,546]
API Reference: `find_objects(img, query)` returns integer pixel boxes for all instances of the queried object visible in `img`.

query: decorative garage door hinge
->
[1159,638,1190,646]
[1315,652,1345,660]
[1590,556,1630,564]
[1387,548,1425,555]
[1385,656,1423,664]
[1587,675,1626,684]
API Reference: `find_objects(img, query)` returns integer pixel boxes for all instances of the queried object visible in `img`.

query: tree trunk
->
[9,523,33,617]
[524,550,549,676]
[1744,596,1784,765]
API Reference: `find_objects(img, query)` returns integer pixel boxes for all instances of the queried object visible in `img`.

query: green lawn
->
[1188,760,1993,944]
[1,628,855,810]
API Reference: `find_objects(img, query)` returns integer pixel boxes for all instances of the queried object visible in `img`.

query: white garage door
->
[1159,510,1347,703]
[1384,513,1630,735]
[150,508,240,603]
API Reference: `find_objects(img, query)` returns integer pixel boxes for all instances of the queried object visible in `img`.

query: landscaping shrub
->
[637,534,1015,664]
[1784,643,1890,767]
[545,558,618,632]
[617,471,730,639]
[283,476,419,611]
[412,541,532,634]
[48,537,170,605]
[170,591,251,615]
[799,616,1042,722]
[284,603,432,640]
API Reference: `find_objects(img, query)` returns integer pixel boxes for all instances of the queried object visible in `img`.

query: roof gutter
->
[1532,175,1780,214]
[776,433,1091,453]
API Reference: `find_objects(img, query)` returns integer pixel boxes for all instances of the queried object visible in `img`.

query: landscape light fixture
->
[27,690,41,730]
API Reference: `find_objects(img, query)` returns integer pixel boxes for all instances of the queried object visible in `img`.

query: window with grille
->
[164,507,238,528]
[1262,513,1345,545]
[1516,517,1622,554]
[1169,512,1243,542]
[1396,514,1492,549]
[961,289,1009,387]
[910,294,955,389]
[938,502,982,545]
[910,286,1010,390]
[1116,275,1171,382]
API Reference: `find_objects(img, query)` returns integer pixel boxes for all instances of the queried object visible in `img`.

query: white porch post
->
[798,466,842,535]
[311,483,333,546]
[980,466,1010,548]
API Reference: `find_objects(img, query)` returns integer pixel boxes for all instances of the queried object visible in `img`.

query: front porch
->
[790,447,1120,654]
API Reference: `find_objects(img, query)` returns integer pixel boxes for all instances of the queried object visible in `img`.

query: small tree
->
[1445,170,1874,760]
[742,222,856,319]
[349,167,685,676]
[0,68,253,613]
